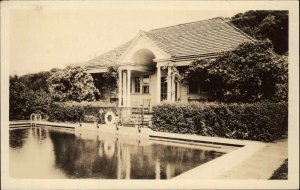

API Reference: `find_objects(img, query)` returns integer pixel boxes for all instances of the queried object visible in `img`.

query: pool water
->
[9,127,227,179]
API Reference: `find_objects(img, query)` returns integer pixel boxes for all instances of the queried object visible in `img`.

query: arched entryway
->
[118,48,157,107]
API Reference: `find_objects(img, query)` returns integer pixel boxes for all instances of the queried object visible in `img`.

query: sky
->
[9,9,245,76]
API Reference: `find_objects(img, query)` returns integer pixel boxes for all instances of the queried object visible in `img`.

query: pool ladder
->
[30,113,42,128]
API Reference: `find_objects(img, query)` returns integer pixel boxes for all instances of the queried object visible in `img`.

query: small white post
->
[117,141,122,179]
[155,158,161,179]
[125,147,131,179]
[166,163,171,179]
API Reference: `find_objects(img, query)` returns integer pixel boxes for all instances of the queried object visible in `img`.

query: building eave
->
[154,51,226,64]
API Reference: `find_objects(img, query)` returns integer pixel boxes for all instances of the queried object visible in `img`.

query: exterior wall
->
[101,89,118,102]
[130,72,158,107]
[179,84,211,102]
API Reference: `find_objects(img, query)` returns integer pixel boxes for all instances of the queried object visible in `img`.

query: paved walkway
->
[217,138,288,179]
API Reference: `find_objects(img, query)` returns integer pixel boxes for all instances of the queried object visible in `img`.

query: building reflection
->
[48,131,224,179]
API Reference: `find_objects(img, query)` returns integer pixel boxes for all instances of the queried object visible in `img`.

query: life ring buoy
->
[103,141,115,158]
[104,111,116,125]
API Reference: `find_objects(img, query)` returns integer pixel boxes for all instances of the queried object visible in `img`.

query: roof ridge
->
[149,17,224,32]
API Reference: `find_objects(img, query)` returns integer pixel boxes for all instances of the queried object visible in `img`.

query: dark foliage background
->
[230,10,288,55]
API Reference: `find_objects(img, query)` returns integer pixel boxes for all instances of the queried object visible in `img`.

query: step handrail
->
[30,113,42,127]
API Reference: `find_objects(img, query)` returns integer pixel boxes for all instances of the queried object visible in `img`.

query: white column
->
[122,70,127,106]
[118,69,122,106]
[127,69,131,107]
[171,75,176,101]
[157,66,161,103]
[167,66,171,101]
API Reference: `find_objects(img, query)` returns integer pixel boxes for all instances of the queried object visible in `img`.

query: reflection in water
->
[9,128,226,179]
[9,129,29,148]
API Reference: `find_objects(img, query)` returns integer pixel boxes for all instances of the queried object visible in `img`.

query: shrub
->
[152,101,288,142]
[46,101,118,123]
[47,103,84,123]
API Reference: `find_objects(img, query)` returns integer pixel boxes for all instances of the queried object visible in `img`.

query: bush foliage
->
[48,66,100,102]
[152,102,287,142]
[183,40,288,103]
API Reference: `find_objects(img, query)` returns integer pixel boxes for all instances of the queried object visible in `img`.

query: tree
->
[9,75,54,120]
[48,66,100,102]
[183,40,288,103]
[19,71,51,92]
[9,76,35,120]
[231,10,288,55]
[31,90,53,118]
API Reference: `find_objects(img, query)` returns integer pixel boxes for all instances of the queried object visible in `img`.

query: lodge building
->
[84,17,253,108]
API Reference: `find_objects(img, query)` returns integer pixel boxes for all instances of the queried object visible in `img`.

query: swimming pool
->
[9,126,235,179]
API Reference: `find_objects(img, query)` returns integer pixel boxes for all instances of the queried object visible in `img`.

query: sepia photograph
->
[1,1,299,189]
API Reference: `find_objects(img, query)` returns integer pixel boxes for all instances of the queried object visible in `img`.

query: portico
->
[117,62,177,108]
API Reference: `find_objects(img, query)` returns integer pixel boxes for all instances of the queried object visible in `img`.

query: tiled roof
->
[146,17,253,57]
[86,17,253,68]
[86,41,131,68]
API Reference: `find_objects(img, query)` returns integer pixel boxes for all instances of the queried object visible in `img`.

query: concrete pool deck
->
[9,120,288,180]
[216,138,288,180]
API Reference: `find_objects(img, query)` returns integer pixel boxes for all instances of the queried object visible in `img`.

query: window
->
[199,81,210,93]
[134,77,140,93]
[188,80,199,94]
[161,77,167,101]
[142,75,150,94]
[188,80,210,94]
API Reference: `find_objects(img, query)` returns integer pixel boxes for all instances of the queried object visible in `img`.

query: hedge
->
[47,103,84,123]
[46,101,117,123]
[151,101,288,142]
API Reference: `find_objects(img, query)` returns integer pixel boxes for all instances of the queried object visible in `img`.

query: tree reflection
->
[9,129,29,149]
